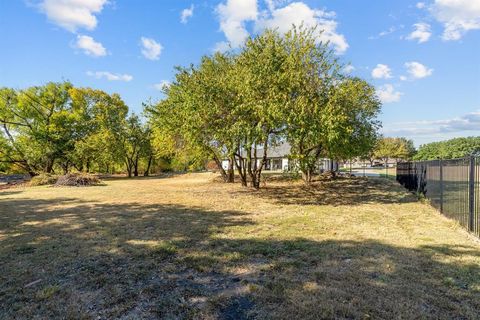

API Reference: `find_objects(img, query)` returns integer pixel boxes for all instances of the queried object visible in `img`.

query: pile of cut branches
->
[54,173,101,187]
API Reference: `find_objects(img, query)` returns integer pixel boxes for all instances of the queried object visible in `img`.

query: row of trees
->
[147,27,382,187]
[414,137,480,160]
[0,83,156,177]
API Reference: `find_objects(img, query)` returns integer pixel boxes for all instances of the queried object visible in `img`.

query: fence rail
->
[397,156,480,238]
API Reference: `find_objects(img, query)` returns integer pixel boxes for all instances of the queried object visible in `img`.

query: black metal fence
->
[397,157,480,238]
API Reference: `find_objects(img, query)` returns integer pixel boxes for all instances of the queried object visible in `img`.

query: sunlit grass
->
[1,173,479,319]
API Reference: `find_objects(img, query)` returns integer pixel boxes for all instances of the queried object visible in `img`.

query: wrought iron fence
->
[397,156,480,238]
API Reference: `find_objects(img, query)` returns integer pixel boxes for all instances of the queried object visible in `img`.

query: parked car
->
[371,163,384,167]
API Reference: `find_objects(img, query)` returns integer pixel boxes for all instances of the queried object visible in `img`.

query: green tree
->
[147,53,238,182]
[374,137,415,164]
[234,29,289,188]
[0,83,130,176]
[414,137,480,160]
[0,83,74,175]
[147,26,382,188]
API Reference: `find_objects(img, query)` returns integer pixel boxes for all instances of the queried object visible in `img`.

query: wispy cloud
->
[74,35,107,57]
[87,71,133,82]
[368,26,399,39]
[140,37,163,60]
[181,5,194,24]
[406,22,432,43]
[153,80,171,91]
[343,65,355,74]
[383,110,480,136]
[376,84,402,103]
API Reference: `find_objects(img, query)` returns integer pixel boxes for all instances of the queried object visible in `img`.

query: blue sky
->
[1,0,479,146]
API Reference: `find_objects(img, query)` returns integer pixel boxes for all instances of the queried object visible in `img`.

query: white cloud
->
[87,71,133,82]
[406,22,432,43]
[416,2,426,9]
[431,0,480,40]
[371,64,393,79]
[214,1,348,54]
[39,0,108,32]
[255,2,349,54]
[153,80,171,91]
[369,26,397,39]
[343,65,355,74]
[376,84,402,103]
[405,61,433,79]
[215,0,258,48]
[400,75,408,81]
[213,41,231,53]
[140,37,163,60]
[383,110,480,136]
[181,5,194,24]
[74,35,106,57]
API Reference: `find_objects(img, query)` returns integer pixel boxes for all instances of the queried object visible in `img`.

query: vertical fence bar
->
[469,156,475,232]
[439,158,443,213]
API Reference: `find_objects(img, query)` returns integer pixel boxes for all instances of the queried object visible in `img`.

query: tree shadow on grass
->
[236,177,417,207]
[0,198,479,319]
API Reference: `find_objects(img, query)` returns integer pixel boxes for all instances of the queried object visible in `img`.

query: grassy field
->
[1,173,479,319]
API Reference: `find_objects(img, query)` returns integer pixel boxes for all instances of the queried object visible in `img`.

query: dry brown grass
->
[0,173,479,319]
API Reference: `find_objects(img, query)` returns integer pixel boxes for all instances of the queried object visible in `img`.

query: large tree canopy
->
[147,27,382,186]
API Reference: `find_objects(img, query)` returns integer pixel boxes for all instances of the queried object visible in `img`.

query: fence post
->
[439,159,443,213]
[469,156,475,232]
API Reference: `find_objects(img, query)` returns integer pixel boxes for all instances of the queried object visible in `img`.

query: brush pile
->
[54,173,101,187]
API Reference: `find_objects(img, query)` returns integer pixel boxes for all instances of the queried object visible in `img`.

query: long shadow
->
[236,177,417,207]
[1,197,479,319]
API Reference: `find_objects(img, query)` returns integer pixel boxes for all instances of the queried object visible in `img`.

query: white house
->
[221,143,338,172]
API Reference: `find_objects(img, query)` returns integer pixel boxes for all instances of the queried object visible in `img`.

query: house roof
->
[239,142,291,159]
[262,142,291,158]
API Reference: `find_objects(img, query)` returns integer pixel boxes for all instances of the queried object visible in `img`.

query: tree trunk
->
[144,155,153,176]
[62,161,69,175]
[126,159,133,178]
[212,156,229,182]
[235,155,247,187]
[251,138,269,189]
[134,155,139,177]
[227,155,235,183]
[302,169,313,184]
[45,158,54,174]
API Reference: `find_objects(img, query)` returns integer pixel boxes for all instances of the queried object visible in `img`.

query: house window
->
[272,159,282,170]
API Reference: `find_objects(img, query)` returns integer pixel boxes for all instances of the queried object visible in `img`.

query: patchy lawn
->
[0,173,479,319]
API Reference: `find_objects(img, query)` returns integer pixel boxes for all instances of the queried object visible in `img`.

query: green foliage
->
[374,137,416,161]
[414,137,480,160]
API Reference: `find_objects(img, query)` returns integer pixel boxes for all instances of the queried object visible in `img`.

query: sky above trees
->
[1,0,479,146]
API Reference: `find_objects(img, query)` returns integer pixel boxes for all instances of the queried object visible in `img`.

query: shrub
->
[29,174,58,186]
[54,173,102,187]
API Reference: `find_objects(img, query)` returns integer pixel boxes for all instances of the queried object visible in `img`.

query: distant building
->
[221,143,338,172]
